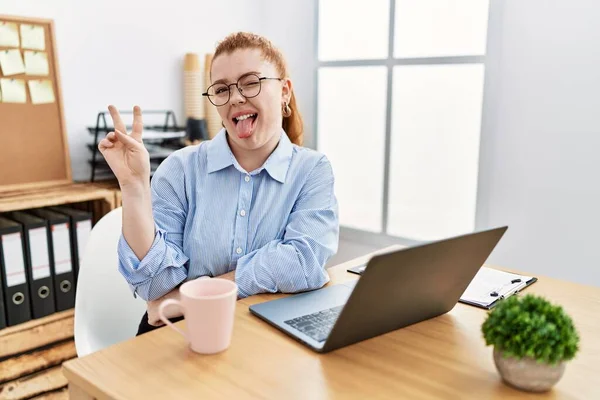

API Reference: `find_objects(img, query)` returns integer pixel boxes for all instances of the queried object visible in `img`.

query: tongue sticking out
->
[236,116,256,139]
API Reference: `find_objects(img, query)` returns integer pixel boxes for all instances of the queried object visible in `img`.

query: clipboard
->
[458,267,538,309]
[348,264,537,310]
[347,263,368,276]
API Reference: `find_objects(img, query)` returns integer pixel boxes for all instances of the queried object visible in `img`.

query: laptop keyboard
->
[284,305,343,342]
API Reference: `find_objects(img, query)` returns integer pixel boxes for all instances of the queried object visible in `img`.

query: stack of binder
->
[0,206,93,328]
[4,211,56,319]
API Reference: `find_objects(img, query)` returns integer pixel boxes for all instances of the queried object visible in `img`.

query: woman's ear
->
[281,78,293,104]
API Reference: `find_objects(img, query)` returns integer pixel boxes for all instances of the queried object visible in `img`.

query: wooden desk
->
[63,247,600,399]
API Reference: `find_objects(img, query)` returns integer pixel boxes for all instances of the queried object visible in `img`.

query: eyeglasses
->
[202,73,283,107]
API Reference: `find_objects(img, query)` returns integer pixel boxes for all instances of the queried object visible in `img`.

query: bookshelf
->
[0,183,118,399]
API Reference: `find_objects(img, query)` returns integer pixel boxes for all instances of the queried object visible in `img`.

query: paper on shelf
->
[52,223,72,274]
[142,130,186,140]
[1,233,27,287]
[29,227,51,280]
[76,220,92,264]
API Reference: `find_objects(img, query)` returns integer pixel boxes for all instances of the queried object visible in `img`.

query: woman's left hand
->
[146,288,182,326]
[147,273,237,325]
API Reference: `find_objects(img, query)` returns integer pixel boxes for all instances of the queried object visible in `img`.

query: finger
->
[98,139,114,152]
[114,128,140,148]
[106,131,117,142]
[100,138,115,147]
[108,105,128,135]
[131,105,143,142]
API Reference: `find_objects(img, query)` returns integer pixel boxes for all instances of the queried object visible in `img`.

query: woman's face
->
[210,48,291,151]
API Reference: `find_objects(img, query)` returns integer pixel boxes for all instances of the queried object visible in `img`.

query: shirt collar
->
[206,128,294,183]
[263,130,293,183]
[206,129,234,173]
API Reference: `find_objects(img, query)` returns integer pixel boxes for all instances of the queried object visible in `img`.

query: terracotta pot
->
[493,347,566,392]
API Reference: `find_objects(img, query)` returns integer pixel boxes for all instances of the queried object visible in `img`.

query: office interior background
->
[3,0,599,289]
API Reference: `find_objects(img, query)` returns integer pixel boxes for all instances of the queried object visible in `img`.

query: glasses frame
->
[202,73,283,107]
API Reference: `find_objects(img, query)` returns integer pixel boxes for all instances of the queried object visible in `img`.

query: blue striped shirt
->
[118,129,339,301]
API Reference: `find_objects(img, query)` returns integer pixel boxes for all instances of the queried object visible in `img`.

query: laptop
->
[249,226,508,353]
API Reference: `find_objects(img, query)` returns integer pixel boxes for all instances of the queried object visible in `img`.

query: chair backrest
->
[74,207,146,357]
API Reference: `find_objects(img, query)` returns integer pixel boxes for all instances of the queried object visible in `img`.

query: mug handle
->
[158,299,188,341]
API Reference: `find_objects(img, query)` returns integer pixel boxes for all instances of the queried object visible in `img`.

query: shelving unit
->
[0,309,74,399]
[0,183,116,223]
[0,14,125,399]
[0,183,118,399]
[87,109,187,182]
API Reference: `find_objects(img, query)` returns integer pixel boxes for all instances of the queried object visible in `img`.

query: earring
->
[282,102,292,118]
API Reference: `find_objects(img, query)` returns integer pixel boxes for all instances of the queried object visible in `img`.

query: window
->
[318,0,390,61]
[316,0,490,241]
[318,66,387,232]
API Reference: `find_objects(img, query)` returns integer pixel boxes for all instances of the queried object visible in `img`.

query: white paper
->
[20,24,45,50]
[77,220,92,263]
[2,233,27,287]
[52,223,72,274]
[29,227,51,280]
[0,21,20,47]
[24,51,49,75]
[28,79,55,104]
[461,267,532,307]
[142,130,186,140]
[0,78,26,103]
[0,49,25,76]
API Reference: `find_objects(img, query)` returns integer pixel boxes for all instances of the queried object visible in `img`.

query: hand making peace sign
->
[98,105,151,188]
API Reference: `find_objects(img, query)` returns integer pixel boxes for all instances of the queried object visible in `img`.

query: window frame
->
[314,0,490,240]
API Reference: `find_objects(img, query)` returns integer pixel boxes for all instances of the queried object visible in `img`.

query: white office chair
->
[74,207,146,357]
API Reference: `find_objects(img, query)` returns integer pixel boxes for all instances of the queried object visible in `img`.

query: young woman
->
[98,32,339,335]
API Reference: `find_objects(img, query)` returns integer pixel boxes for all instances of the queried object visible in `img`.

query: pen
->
[500,281,527,299]
[489,279,526,299]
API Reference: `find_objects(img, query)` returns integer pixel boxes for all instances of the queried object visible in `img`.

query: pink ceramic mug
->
[158,278,237,354]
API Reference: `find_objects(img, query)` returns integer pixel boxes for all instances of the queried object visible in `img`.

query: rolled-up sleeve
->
[118,155,190,301]
[234,156,339,298]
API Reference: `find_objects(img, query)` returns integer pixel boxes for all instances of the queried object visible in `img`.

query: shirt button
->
[236,247,242,254]
[245,175,250,182]
[240,209,246,217]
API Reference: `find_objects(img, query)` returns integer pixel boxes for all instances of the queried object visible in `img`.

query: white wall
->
[2,0,266,181]
[477,0,600,286]
[261,0,317,149]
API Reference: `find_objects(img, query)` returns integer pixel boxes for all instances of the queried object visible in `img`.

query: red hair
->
[212,32,303,146]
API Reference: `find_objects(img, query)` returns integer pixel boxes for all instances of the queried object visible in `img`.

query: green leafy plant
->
[481,294,579,365]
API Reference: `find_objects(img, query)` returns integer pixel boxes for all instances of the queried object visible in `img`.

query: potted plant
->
[481,294,580,392]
